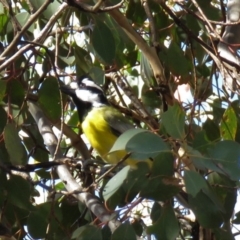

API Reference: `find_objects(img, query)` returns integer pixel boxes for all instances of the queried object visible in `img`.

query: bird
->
[60,76,150,167]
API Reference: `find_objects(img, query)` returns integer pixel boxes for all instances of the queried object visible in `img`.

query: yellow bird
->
[61,76,150,167]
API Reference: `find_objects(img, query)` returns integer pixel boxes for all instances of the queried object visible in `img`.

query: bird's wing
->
[103,107,134,137]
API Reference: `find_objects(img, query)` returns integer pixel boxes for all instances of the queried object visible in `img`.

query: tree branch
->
[141,0,159,48]
[109,9,166,85]
[0,2,68,72]
[66,0,124,12]
[28,101,122,233]
[0,0,53,61]
[106,72,160,130]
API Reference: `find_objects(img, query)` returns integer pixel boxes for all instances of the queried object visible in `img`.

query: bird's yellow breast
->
[82,106,152,167]
[81,107,134,165]
[82,107,117,161]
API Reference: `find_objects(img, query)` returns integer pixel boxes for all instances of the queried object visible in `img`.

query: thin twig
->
[49,25,94,36]
[66,0,125,12]
[106,72,160,131]
[177,2,240,26]
[0,3,68,72]
[0,0,53,60]
[108,9,166,84]
[156,0,215,56]
[141,0,159,47]
[95,152,132,183]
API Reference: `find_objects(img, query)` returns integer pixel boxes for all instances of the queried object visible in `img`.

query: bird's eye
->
[79,82,87,88]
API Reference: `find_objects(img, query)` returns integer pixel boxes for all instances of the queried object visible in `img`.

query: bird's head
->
[61,76,108,107]
[60,76,109,121]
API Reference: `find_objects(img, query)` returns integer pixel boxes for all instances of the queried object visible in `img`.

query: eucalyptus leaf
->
[38,77,61,123]
[109,129,169,160]
[4,123,28,165]
[91,21,116,64]
[72,225,102,240]
[112,222,137,240]
[147,203,179,240]
[220,106,237,140]
[162,104,185,139]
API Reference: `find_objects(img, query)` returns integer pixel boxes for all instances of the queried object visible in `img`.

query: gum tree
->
[0,0,240,239]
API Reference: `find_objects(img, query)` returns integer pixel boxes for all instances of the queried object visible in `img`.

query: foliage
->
[0,0,240,239]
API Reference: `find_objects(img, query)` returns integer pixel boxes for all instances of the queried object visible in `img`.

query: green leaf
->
[15,12,34,32]
[140,53,154,87]
[61,198,82,228]
[147,203,179,240]
[0,106,7,134]
[28,202,62,239]
[78,201,92,223]
[162,104,185,139]
[187,147,210,170]
[159,42,191,77]
[4,123,28,165]
[220,106,237,140]
[31,0,61,20]
[112,222,137,240]
[5,80,25,106]
[28,204,49,239]
[0,80,6,102]
[109,129,169,160]
[192,130,211,153]
[126,0,146,26]
[23,136,49,163]
[71,225,102,240]
[91,21,116,64]
[150,202,162,223]
[152,152,174,177]
[203,118,220,141]
[74,45,92,76]
[67,111,80,128]
[131,220,143,237]
[189,141,240,180]
[141,84,161,108]
[0,140,9,164]
[101,226,111,240]
[0,2,3,13]
[208,140,240,181]
[103,163,151,208]
[208,172,237,222]
[22,117,49,163]
[213,227,235,240]
[184,170,208,197]
[88,67,105,85]
[38,77,61,123]
[185,13,201,35]
[122,162,150,201]
[57,44,75,67]
[189,191,224,228]
[103,166,131,202]
[6,175,33,210]
[140,175,181,201]
[0,11,8,36]
[195,0,220,21]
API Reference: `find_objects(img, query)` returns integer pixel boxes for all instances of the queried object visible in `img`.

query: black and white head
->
[61,76,109,121]
[61,75,108,106]
[70,76,108,107]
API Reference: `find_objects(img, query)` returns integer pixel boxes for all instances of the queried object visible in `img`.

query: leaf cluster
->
[0,0,240,239]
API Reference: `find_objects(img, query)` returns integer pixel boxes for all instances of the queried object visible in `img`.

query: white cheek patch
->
[70,81,78,89]
[75,89,100,103]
